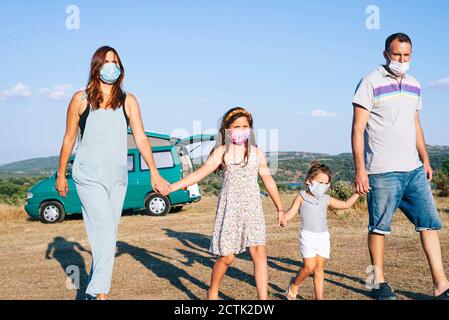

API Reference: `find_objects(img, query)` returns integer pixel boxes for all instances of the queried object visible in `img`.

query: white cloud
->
[0,82,32,100]
[429,78,449,89]
[311,109,338,117]
[39,84,73,101]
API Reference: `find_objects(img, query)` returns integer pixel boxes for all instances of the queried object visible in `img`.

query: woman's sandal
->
[435,288,449,300]
[96,293,108,300]
[284,277,298,300]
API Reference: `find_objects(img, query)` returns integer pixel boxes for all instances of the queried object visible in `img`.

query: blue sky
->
[1,0,449,165]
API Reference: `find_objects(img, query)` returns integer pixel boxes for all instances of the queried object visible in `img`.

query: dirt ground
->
[0,195,448,300]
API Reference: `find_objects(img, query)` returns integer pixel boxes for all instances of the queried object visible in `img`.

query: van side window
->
[66,160,74,176]
[140,151,174,170]
[127,154,135,172]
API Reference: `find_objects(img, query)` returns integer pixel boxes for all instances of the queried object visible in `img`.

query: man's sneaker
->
[371,282,398,300]
[85,293,96,300]
[435,289,449,300]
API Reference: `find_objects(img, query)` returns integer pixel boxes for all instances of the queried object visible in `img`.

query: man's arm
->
[352,104,371,195]
[415,112,432,181]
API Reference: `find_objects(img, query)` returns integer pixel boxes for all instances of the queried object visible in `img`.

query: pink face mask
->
[229,128,251,145]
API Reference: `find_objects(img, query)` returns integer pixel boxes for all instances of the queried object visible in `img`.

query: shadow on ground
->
[44,229,436,300]
[45,236,91,300]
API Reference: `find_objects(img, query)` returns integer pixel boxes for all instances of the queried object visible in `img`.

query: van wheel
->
[144,194,171,216]
[39,201,66,223]
[170,206,183,213]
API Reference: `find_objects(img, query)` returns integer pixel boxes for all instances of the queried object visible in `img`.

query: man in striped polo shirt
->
[352,33,449,300]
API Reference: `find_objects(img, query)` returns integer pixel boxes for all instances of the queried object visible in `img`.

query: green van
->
[24,129,216,223]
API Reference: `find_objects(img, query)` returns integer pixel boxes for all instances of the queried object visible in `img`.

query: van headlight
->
[26,192,33,199]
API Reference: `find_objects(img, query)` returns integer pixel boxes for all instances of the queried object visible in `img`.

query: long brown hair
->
[305,161,332,184]
[86,46,125,110]
[210,107,256,173]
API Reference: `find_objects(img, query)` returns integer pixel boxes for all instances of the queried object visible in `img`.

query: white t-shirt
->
[352,65,423,174]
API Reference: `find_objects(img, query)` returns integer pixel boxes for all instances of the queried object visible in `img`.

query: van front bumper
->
[190,195,201,203]
[24,200,40,218]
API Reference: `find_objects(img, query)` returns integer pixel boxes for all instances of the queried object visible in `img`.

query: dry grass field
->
[0,195,448,300]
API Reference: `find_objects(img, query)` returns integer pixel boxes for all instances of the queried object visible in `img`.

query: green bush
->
[434,158,449,197]
[435,172,449,197]
[0,182,21,197]
[328,181,365,207]
[442,159,449,175]
[0,176,47,206]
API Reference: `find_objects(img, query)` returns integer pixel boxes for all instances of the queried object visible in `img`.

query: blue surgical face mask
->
[308,180,330,198]
[100,63,121,84]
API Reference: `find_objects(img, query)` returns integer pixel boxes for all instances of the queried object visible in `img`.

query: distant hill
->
[193,145,449,194]
[1,145,448,181]
[0,156,59,178]
[270,145,449,183]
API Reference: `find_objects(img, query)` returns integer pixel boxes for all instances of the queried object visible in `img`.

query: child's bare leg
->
[249,245,268,300]
[208,254,235,300]
[313,256,326,300]
[290,257,316,294]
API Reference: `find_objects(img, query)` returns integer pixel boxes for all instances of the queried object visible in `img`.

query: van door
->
[175,133,217,171]
[123,152,141,209]
[63,159,82,213]
[137,147,179,200]
[176,134,217,146]
[175,134,217,198]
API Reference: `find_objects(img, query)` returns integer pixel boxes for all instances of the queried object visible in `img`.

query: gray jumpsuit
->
[72,91,128,297]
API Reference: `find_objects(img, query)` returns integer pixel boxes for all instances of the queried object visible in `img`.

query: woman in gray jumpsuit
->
[55,46,171,300]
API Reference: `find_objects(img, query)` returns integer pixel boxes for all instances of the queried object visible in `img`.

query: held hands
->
[355,169,371,195]
[423,161,433,182]
[55,172,69,198]
[152,174,171,196]
[277,209,287,227]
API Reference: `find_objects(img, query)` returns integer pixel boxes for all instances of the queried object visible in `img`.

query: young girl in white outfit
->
[283,162,360,300]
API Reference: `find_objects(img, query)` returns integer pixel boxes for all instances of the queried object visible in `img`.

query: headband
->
[225,109,252,122]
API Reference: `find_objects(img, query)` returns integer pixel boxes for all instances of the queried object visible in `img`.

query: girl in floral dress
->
[170,107,285,300]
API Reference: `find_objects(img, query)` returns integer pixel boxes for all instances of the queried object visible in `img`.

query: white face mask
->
[388,59,410,76]
[308,181,330,199]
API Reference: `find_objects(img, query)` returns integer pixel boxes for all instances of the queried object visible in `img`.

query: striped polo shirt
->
[352,65,423,174]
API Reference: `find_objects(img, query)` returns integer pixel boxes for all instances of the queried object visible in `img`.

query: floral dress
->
[210,147,266,256]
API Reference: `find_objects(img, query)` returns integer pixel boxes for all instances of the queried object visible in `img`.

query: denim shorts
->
[367,166,442,235]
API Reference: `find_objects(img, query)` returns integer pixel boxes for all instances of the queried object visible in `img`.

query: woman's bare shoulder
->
[125,91,136,98]
[124,92,138,104]
[123,92,138,109]
[70,90,88,115]
[72,90,85,101]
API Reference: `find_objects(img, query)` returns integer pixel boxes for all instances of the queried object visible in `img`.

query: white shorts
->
[300,230,330,259]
